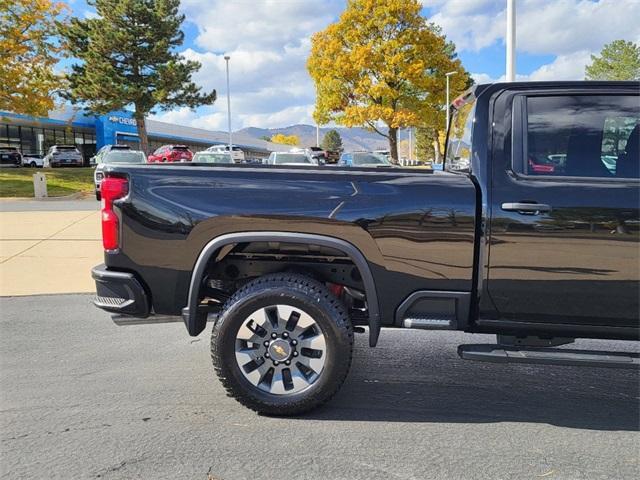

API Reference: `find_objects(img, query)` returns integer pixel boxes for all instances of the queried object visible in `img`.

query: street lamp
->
[506,0,516,81]
[224,55,232,153]
[445,71,457,133]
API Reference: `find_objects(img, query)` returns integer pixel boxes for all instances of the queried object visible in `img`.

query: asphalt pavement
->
[1,294,638,480]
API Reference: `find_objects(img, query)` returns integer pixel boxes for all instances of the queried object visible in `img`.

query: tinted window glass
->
[273,154,312,164]
[351,153,391,166]
[525,95,639,178]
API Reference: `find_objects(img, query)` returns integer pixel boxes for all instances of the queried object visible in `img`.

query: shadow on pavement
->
[305,336,640,432]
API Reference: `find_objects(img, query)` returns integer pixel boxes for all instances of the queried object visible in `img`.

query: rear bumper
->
[91,264,150,317]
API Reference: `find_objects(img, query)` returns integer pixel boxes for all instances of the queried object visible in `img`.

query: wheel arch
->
[183,231,381,346]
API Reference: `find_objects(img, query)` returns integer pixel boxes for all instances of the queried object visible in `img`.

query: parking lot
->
[1,293,639,480]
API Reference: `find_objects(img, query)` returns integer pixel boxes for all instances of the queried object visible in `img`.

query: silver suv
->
[43,145,84,168]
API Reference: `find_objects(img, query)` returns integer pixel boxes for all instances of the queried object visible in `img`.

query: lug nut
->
[285,360,291,366]
[271,333,278,339]
[265,353,270,358]
[273,361,279,366]
[293,351,298,357]
[291,340,297,346]
[282,332,289,338]
[264,341,270,347]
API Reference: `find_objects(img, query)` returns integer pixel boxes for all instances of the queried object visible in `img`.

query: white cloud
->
[158,0,344,129]
[524,50,593,81]
[429,0,640,55]
[470,72,497,84]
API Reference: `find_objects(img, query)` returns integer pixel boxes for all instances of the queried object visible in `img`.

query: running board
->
[111,314,183,326]
[458,344,640,369]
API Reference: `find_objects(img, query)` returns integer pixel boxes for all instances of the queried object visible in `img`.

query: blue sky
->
[67,0,640,130]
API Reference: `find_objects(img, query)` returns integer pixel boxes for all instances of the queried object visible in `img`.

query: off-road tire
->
[211,273,353,415]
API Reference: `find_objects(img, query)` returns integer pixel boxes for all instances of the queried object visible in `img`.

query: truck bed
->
[103,164,478,324]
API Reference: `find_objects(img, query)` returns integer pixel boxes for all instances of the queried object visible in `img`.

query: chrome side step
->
[458,344,640,369]
[403,317,454,329]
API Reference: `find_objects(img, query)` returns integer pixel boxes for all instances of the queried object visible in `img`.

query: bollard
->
[33,172,48,198]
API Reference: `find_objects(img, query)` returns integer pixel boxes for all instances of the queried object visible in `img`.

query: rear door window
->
[521,95,639,179]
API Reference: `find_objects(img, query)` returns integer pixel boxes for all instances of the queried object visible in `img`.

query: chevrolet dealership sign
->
[108,115,136,126]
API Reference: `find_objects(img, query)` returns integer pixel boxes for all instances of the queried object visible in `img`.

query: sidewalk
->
[0,209,102,296]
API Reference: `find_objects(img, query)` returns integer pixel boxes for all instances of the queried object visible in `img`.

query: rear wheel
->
[211,273,353,415]
[29,161,37,168]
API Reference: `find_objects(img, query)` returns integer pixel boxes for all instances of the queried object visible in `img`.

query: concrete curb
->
[0,192,89,202]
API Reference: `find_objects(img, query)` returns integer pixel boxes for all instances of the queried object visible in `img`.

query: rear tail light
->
[101,177,129,251]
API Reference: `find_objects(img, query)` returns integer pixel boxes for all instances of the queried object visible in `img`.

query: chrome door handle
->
[501,202,552,215]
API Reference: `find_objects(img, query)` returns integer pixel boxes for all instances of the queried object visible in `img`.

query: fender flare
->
[182,231,381,346]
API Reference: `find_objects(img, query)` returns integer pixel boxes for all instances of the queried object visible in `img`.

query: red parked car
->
[147,145,193,163]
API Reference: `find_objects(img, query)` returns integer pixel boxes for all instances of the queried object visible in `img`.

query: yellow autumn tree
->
[0,0,66,117]
[271,133,300,146]
[307,0,469,163]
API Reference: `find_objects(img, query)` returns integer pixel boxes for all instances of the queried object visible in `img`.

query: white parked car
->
[43,145,84,168]
[206,144,245,162]
[22,153,44,168]
[94,149,146,201]
[265,151,318,166]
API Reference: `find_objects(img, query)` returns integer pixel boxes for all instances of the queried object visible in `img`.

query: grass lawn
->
[0,167,95,198]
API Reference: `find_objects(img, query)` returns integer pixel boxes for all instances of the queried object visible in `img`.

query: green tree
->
[307,0,469,162]
[585,40,640,81]
[0,0,67,116]
[59,0,216,153]
[416,126,437,162]
[321,129,343,151]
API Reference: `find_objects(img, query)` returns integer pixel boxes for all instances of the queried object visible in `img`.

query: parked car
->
[22,153,44,168]
[192,151,234,164]
[91,144,131,166]
[147,145,193,163]
[206,144,245,162]
[94,149,146,201]
[43,145,83,168]
[338,151,393,168]
[264,151,318,166]
[91,81,639,416]
[306,147,327,163]
[0,147,22,168]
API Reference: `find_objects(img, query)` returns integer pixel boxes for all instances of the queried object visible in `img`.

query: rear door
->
[488,87,639,329]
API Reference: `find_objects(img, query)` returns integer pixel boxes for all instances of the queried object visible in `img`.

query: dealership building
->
[0,108,279,162]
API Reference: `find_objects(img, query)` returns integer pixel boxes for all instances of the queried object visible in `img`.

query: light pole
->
[445,71,457,133]
[506,0,516,81]
[316,123,320,147]
[224,55,232,153]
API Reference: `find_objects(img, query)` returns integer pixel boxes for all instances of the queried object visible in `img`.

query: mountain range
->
[236,124,390,152]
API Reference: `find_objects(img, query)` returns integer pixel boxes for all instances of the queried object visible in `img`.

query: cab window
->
[522,95,639,179]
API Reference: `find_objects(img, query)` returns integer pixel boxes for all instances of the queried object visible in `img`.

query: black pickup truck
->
[92,81,639,415]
